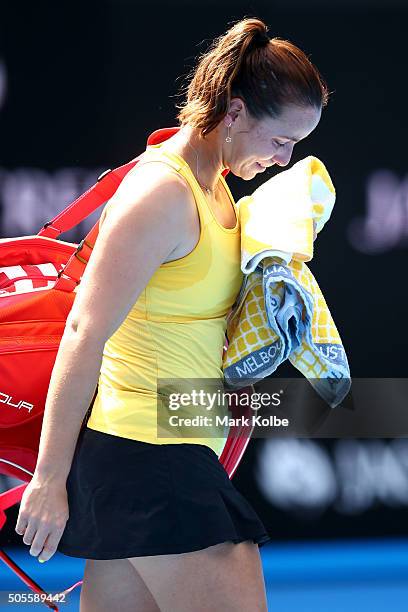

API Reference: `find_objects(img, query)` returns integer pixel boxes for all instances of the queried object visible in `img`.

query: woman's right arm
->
[15,163,193,562]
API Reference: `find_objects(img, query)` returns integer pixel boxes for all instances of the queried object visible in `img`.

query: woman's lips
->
[256,161,275,170]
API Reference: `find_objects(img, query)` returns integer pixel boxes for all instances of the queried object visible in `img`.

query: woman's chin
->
[241,165,259,179]
[229,164,260,180]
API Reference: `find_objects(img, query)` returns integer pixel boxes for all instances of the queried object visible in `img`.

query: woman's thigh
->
[127,540,268,612]
[80,558,160,612]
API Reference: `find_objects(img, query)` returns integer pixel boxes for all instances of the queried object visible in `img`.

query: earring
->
[225,122,232,143]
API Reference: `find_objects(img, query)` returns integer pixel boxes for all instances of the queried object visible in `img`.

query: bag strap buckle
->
[74,238,93,264]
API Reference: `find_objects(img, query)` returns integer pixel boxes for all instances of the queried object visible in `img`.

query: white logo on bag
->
[0,391,34,413]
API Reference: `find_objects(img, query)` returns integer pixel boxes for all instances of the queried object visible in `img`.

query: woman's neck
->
[161,125,225,193]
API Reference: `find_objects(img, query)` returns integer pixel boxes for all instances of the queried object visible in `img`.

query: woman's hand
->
[15,474,69,563]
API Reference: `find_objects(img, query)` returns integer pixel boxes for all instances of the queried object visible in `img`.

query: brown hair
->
[175,17,330,138]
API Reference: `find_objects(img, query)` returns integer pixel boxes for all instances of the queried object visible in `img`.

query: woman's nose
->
[274,144,294,167]
[274,151,292,167]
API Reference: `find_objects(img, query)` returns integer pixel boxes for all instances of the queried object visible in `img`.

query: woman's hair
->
[175,17,330,138]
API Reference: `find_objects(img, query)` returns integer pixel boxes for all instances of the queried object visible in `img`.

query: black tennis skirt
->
[57,426,271,560]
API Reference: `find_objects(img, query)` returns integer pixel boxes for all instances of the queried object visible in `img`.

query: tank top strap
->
[141,143,214,226]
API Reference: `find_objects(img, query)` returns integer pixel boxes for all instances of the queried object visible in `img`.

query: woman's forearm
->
[34,327,105,485]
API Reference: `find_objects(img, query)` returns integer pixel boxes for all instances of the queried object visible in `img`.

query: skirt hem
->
[57,533,271,560]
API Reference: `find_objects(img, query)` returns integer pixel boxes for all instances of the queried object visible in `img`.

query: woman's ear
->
[225,97,247,126]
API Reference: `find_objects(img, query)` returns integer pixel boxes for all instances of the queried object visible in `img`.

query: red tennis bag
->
[0,126,254,608]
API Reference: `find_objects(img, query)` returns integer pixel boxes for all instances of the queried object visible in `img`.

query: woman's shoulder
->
[99,152,196,231]
[126,150,190,192]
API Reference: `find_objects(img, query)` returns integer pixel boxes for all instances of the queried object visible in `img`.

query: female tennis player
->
[15,17,327,611]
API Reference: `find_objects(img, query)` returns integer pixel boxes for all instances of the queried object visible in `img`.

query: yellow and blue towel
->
[222,156,351,409]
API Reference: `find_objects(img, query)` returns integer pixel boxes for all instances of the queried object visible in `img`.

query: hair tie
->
[253,28,270,48]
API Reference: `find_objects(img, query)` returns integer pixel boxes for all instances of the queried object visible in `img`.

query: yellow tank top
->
[86,142,244,457]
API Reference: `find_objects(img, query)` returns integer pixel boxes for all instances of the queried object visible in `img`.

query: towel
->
[222,156,351,409]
